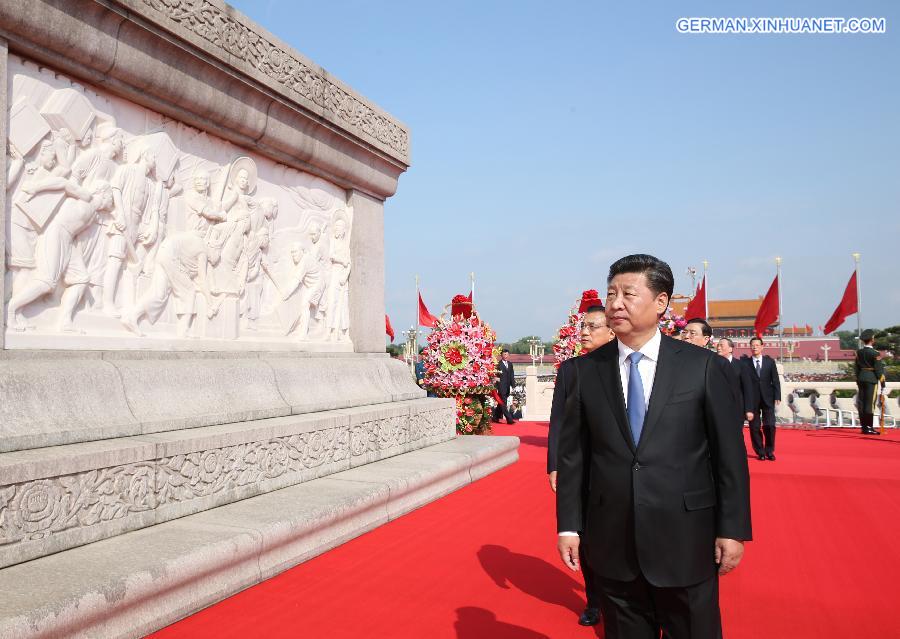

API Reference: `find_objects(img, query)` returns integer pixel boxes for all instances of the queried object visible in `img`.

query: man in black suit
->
[556,254,751,639]
[547,304,614,627]
[493,349,517,424]
[741,336,781,461]
[716,336,754,423]
[682,319,751,424]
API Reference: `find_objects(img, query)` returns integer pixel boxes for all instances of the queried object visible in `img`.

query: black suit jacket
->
[721,355,753,414]
[496,360,515,397]
[741,355,781,408]
[547,358,574,473]
[556,335,752,588]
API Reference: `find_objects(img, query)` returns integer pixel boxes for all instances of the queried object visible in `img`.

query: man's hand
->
[714,537,744,575]
[775,400,781,407]
[558,535,580,572]
[745,411,754,422]
[548,471,557,493]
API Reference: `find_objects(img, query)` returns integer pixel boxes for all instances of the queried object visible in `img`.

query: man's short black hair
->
[501,348,510,354]
[719,337,735,348]
[607,254,674,300]
[584,305,606,314]
[750,336,764,345]
[686,318,712,337]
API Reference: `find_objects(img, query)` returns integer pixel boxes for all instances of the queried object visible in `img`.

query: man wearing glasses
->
[547,303,614,627]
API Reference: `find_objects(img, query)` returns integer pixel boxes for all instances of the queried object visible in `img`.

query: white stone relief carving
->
[4,56,354,350]
[0,409,454,549]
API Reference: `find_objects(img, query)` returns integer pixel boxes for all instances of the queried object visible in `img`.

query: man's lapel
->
[637,335,680,451]
[592,340,635,453]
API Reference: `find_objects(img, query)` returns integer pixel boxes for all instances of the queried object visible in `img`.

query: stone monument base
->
[0,352,520,637]
[0,435,519,639]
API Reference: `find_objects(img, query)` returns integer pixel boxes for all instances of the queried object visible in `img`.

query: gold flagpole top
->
[852,252,861,263]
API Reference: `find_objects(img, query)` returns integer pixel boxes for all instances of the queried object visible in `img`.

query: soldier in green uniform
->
[855,329,886,435]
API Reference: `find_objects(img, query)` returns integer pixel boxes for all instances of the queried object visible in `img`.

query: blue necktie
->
[627,352,646,445]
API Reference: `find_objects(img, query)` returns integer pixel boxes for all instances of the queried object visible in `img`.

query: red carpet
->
[151,423,900,639]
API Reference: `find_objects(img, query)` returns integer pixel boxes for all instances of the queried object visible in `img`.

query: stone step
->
[0,353,422,452]
[0,435,519,639]
[0,397,456,569]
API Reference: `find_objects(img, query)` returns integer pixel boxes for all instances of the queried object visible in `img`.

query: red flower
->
[446,347,463,365]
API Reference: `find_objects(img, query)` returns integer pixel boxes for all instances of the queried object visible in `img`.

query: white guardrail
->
[782,381,899,428]
[523,366,899,428]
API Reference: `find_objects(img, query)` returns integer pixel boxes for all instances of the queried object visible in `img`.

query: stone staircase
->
[0,352,519,637]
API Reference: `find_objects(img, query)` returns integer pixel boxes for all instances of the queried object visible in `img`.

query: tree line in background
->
[837,326,900,382]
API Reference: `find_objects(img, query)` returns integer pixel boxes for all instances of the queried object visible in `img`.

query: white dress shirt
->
[617,329,661,411]
[560,330,662,537]
[752,356,762,375]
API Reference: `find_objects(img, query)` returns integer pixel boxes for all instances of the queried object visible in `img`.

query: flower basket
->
[421,302,498,435]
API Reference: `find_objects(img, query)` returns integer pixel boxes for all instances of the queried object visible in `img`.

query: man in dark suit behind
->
[741,336,781,461]
[683,319,752,423]
[547,304,614,627]
[716,337,754,422]
[556,254,751,639]
[493,349,517,424]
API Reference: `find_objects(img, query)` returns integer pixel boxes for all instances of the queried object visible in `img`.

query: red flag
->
[385,314,395,342]
[805,324,813,335]
[418,292,437,328]
[823,272,858,334]
[684,276,706,319]
[754,275,779,337]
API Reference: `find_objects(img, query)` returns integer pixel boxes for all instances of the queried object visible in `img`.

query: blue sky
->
[230,0,899,342]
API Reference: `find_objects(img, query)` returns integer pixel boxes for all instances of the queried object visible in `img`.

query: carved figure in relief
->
[239,196,277,329]
[8,140,91,299]
[281,224,326,339]
[241,226,270,331]
[140,174,182,276]
[103,147,157,316]
[120,231,215,338]
[6,143,24,188]
[250,196,278,236]
[48,128,76,177]
[7,181,116,332]
[206,158,255,313]
[184,170,225,239]
[325,214,351,341]
[71,124,125,306]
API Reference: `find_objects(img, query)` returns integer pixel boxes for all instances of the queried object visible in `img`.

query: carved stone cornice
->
[121,0,409,163]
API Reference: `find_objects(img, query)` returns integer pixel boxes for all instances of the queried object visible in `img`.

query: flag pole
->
[470,271,475,303]
[415,274,420,353]
[852,252,861,345]
[702,259,709,321]
[775,257,783,361]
